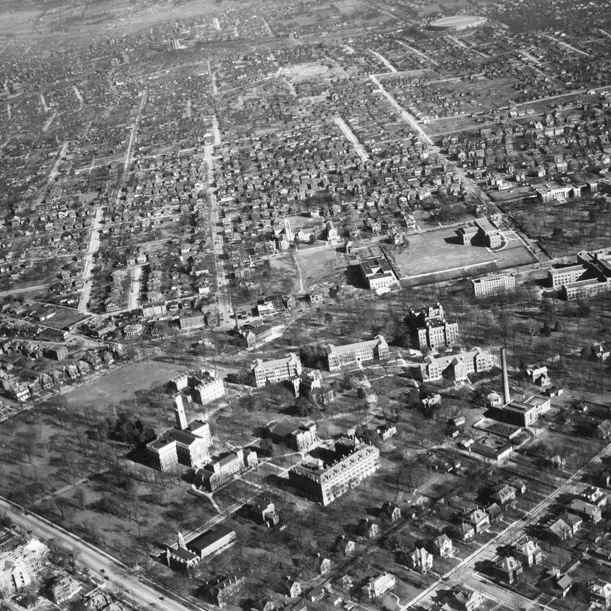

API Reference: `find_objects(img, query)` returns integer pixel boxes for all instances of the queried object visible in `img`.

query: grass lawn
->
[294,245,349,291]
[392,226,536,281]
[62,361,189,409]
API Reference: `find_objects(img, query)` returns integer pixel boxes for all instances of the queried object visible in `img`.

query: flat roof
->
[188,525,235,553]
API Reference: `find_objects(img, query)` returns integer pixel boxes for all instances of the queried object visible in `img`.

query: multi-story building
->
[325,335,389,372]
[191,372,225,406]
[410,304,459,351]
[359,257,400,293]
[206,574,246,607]
[549,249,611,300]
[265,420,318,452]
[458,217,503,248]
[146,397,212,471]
[362,573,396,598]
[169,369,225,406]
[0,531,48,595]
[289,442,380,506]
[49,575,82,604]
[548,264,587,290]
[147,427,211,471]
[472,273,516,298]
[534,181,573,203]
[196,448,258,491]
[252,353,302,388]
[419,348,494,382]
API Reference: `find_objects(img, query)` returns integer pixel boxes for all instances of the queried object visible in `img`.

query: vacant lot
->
[294,245,348,291]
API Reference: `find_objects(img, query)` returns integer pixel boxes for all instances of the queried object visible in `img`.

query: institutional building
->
[472,273,516,298]
[458,217,503,248]
[169,369,225,406]
[495,395,551,427]
[325,335,390,372]
[359,256,400,293]
[146,396,212,471]
[265,420,318,452]
[252,353,302,388]
[166,526,237,570]
[411,304,459,351]
[0,531,48,595]
[289,441,380,506]
[419,348,494,382]
[195,448,258,491]
[549,249,611,300]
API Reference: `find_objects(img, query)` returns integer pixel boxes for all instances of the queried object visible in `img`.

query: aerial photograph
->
[3,0,611,609]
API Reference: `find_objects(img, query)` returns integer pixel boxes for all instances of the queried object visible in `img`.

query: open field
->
[391,226,535,282]
[63,361,189,410]
[293,245,349,291]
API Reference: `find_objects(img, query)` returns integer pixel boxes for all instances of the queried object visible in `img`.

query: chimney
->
[501,347,511,404]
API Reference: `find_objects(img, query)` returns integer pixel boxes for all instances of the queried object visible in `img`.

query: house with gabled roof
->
[453,586,483,611]
[408,546,433,574]
[514,538,543,567]
[589,581,611,607]
[496,556,522,585]
[433,534,453,558]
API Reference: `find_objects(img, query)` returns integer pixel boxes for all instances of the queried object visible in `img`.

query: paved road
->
[0,496,199,611]
[404,440,611,609]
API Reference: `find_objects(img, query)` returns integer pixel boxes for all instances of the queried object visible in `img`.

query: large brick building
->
[325,335,390,372]
[549,249,611,300]
[252,353,302,388]
[410,304,459,351]
[289,441,380,506]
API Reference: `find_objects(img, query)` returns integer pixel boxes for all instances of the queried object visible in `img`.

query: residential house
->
[548,513,581,541]
[589,581,611,608]
[289,582,302,599]
[49,575,82,604]
[356,518,379,540]
[408,547,433,574]
[456,522,476,542]
[555,573,573,597]
[249,500,279,528]
[569,499,601,523]
[362,573,396,598]
[433,534,453,558]
[582,486,607,506]
[496,556,522,585]
[468,508,490,534]
[491,484,516,506]
[453,586,483,611]
[381,502,401,522]
[514,538,543,567]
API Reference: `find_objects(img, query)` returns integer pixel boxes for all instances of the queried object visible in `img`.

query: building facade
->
[419,347,494,382]
[359,257,400,293]
[325,335,390,372]
[549,249,611,300]
[252,353,302,388]
[472,273,516,298]
[289,443,380,506]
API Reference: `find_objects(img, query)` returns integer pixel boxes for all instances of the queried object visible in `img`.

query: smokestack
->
[501,347,511,404]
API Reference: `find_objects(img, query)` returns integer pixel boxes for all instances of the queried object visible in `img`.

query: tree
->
[73,487,88,511]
